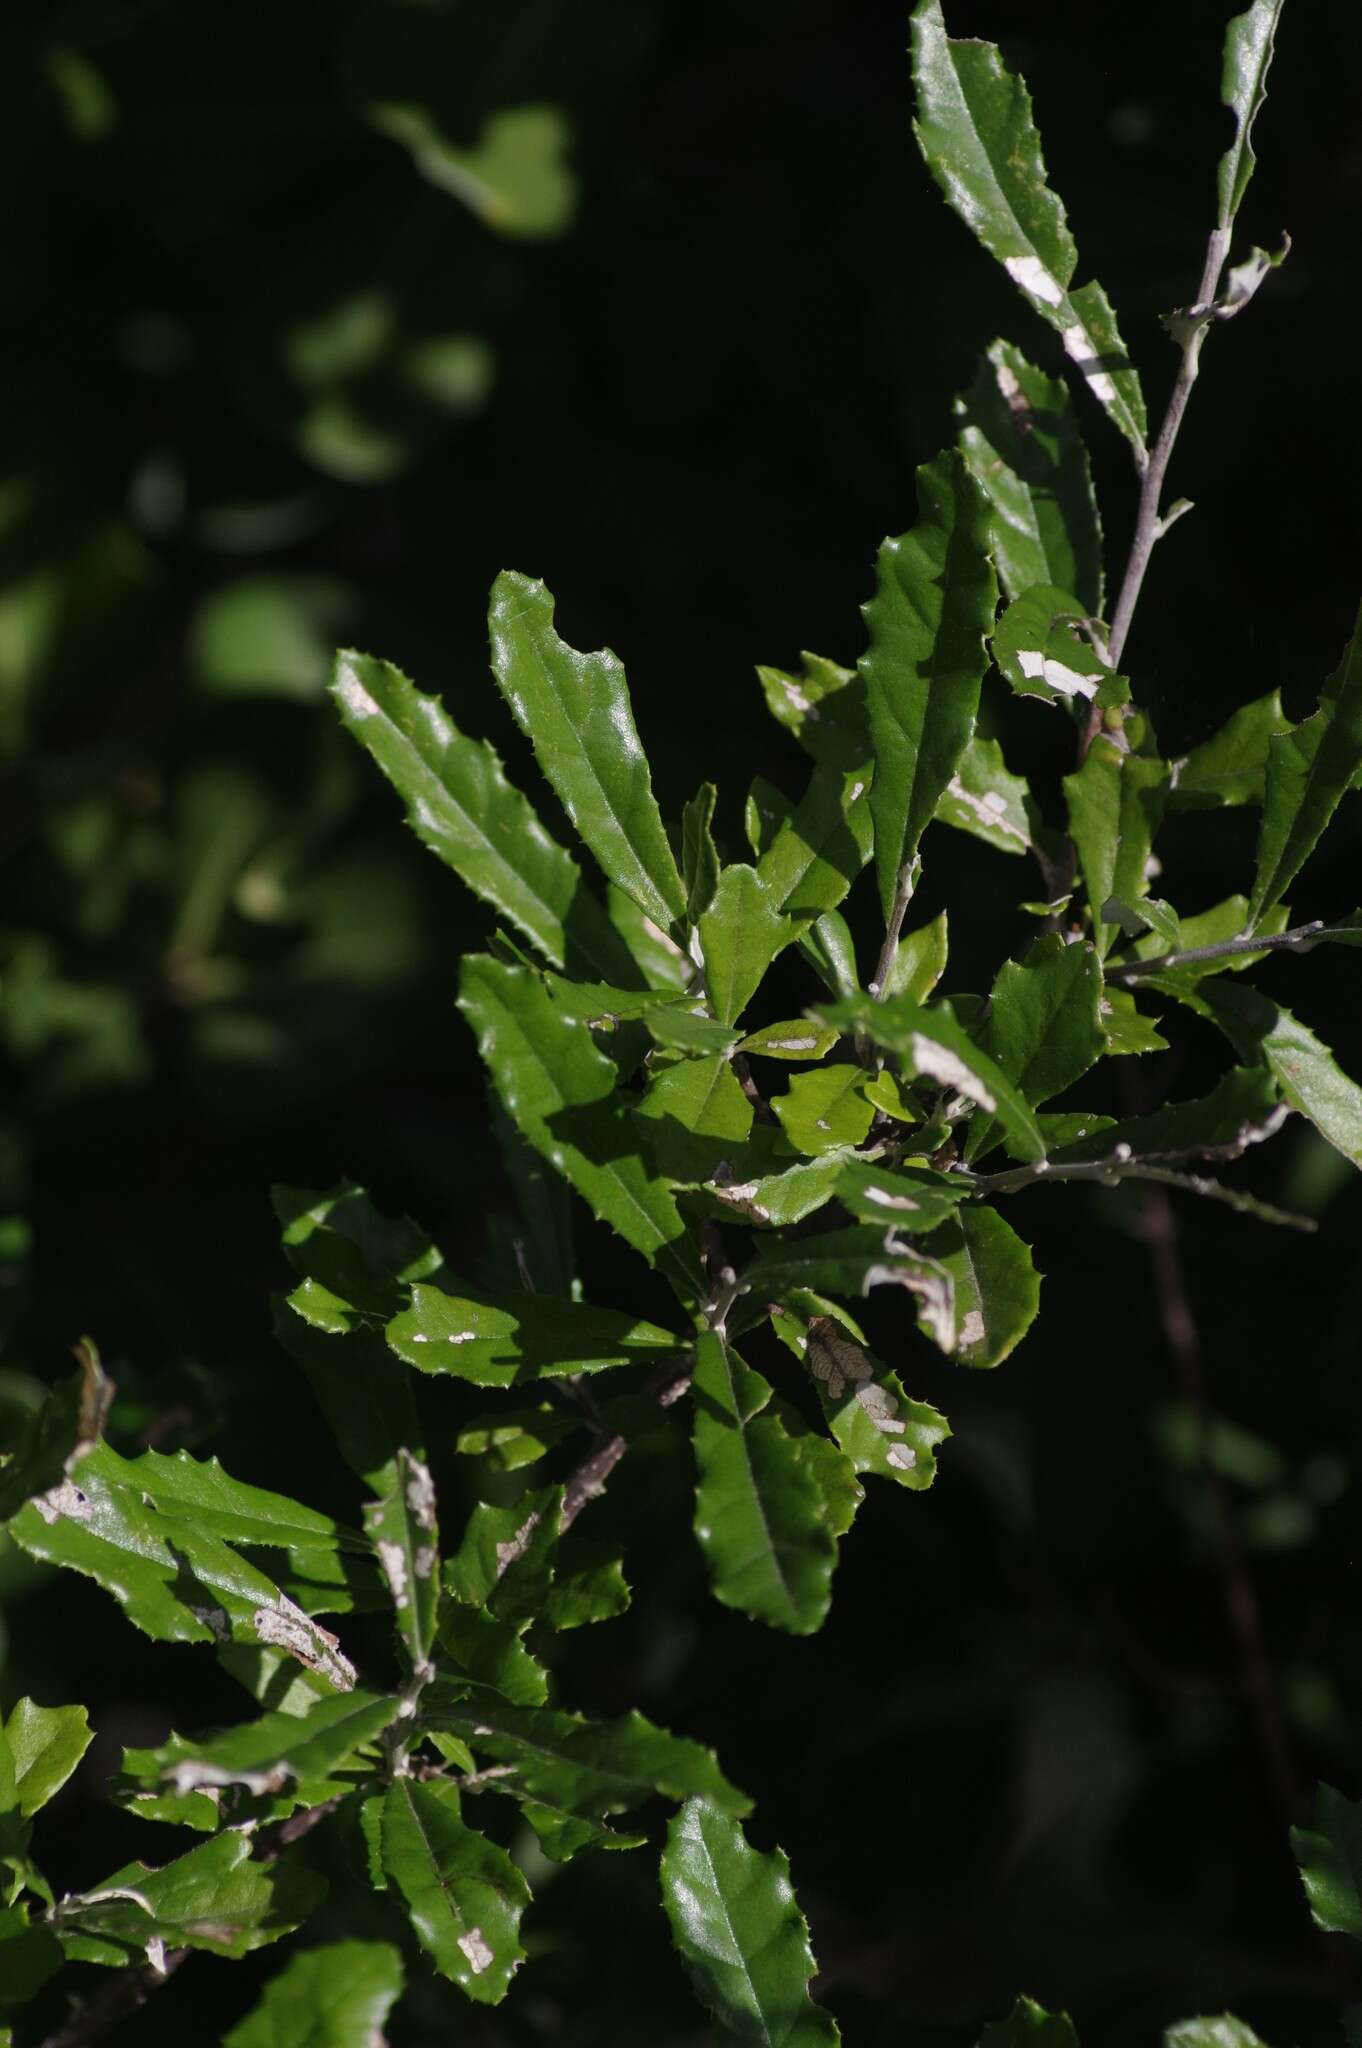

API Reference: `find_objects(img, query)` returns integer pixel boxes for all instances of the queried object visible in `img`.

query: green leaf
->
[371,103,574,239]
[638,1054,754,1183]
[459,954,702,1296]
[275,1179,443,1328]
[0,1905,61,2011]
[979,1997,1080,2048]
[966,937,1104,1161]
[1199,983,1362,1168]
[1170,691,1290,808]
[706,1150,857,1231]
[881,911,949,1004]
[542,1546,630,1631]
[112,1446,344,1553]
[1291,1782,1362,1939]
[492,1095,575,1298]
[699,866,791,1025]
[643,1006,742,1057]
[388,1283,678,1391]
[772,1065,876,1157]
[825,994,1045,1163]
[223,1940,405,2048]
[331,650,631,983]
[682,783,723,922]
[3,1700,91,1817]
[834,1160,969,1233]
[1250,598,1362,925]
[798,911,860,1000]
[742,1227,956,1354]
[489,572,686,933]
[364,1448,439,1671]
[518,1802,645,1863]
[992,586,1113,709]
[755,651,867,769]
[661,1797,840,2047]
[1098,985,1168,1056]
[912,0,1146,453]
[423,1684,750,1819]
[58,1831,322,1962]
[862,452,998,916]
[954,339,1104,611]
[121,1690,400,1801]
[437,1601,548,1705]
[691,1334,842,1635]
[1165,2020,1271,2048]
[1048,1068,1284,1165]
[445,1486,562,1628]
[737,1019,840,1062]
[1064,737,1169,956]
[931,1206,1040,1367]
[774,1304,949,1492]
[606,882,692,991]
[756,764,873,921]
[936,735,1033,856]
[381,1776,529,2003]
[0,1344,110,1524]
[455,1405,576,1474]
[273,1306,423,1500]
[1217,0,1285,231]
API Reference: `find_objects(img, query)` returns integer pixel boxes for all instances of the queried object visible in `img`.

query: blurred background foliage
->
[1,0,1360,2041]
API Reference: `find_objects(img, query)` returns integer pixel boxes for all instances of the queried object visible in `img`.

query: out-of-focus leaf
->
[1064,737,1168,956]
[455,1406,576,1474]
[772,1064,877,1157]
[825,994,1045,1162]
[1291,1783,1362,1938]
[223,1940,405,2048]
[1250,598,1362,926]
[423,1684,750,1819]
[912,0,1146,452]
[57,1832,322,1963]
[682,783,722,922]
[1048,1068,1284,1165]
[1217,0,1285,230]
[381,1777,528,2003]
[371,103,575,239]
[698,867,790,1024]
[3,1700,91,1817]
[195,577,353,702]
[931,1206,1040,1367]
[966,937,1104,1161]
[743,1227,956,1354]
[459,955,702,1296]
[0,1345,110,1524]
[862,452,997,916]
[387,1283,677,1387]
[365,1449,439,1671]
[1170,692,1290,808]
[936,735,1032,856]
[979,1997,1080,2047]
[881,911,949,1003]
[992,586,1113,708]
[954,338,1104,610]
[1200,983,1362,1167]
[0,1904,61,2009]
[332,650,632,983]
[661,1797,840,2046]
[121,1691,399,1801]
[691,1334,842,1635]
[489,573,686,933]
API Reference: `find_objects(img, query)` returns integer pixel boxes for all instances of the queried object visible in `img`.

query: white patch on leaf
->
[253,1599,357,1691]
[1004,255,1065,307]
[960,1309,986,1348]
[906,1034,994,1111]
[376,1539,409,1609]
[458,1926,495,1975]
[1060,324,1117,406]
[32,1478,93,1525]
[335,661,379,720]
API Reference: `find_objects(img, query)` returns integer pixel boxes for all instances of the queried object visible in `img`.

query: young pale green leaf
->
[774,1304,949,1492]
[1047,1068,1284,1167]
[772,1064,876,1158]
[1169,691,1290,808]
[382,1776,529,2003]
[834,1160,969,1233]
[643,1007,740,1057]
[331,650,632,983]
[223,1940,405,2048]
[931,1206,1040,1368]
[2,1701,91,1819]
[861,1070,921,1122]
[370,103,574,238]
[691,1334,843,1635]
[1250,598,1362,926]
[459,955,702,1296]
[699,866,791,1025]
[661,1796,841,2047]
[489,571,687,933]
[756,764,873,921]
[936,735,1033,857]
[1199,983,1362,1167]
[912,0,1146,453]
[824,994,1045,1163]
[798,910,860,999]
[364,1448,439,1671]
[423,1683,750,1819]
[1291,1783,1362,1939]
[992,586,1113,709]
[1217,0,1285,230]
[882,910,949,1004]
[59,1831,323,1962]
[706,1150,857,1231]
[755,651,867,768]
[1164,2021,1270,2048]
[954,339,1103,610]
[1063,737,1168,956]
[862,452,997,916]
[122,1691,400,1803]
[979,1997,1080,2048]
[637,1053,754,1183]
[737,1019,840,1063]
[966,937,1104,1162]
[683,782,722,922]
[743,1227,956,1354]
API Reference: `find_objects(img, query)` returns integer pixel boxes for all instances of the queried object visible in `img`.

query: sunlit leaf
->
[1047,1068,1284,1165]
[772,1065,876,1157]
[223,1940,405,2048]
[682,782,722,922]
[966,936,1104,1161]
[756,763,873,921]
[1250,598,1362,926]
[636,1053,754,1182]
[931,1206,1040,1367]
[737,1019,840,1062]
[3,1700,91,1818]
[365,1448,440,1671]
[881,911,948,1004]
[992,586,1113,709]
[56,1832,322,1963]
[1217,0,1285,230]
[824,994,1045,1163]
[743,1227,956,1354]
[936,735,1033,856]
[1064,737,1168,956]
[1170,692,1290,809]
[698,866,790,1024]
[979,1997,1080,2048]
[1200,983,1362,1168]
[1291,1783,1362,1939]
[371,103,575,239]
[382,1776,529,2003]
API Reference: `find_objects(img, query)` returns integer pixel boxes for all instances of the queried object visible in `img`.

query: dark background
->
[1,0,1360,2040]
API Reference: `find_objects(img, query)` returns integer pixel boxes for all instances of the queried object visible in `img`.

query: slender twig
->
[560,1432,628,1531]
[1106,919,1329,982]
[38,1948,189,2048]
[1137,1182,1303,1831]
[966,1155,1312,1230]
